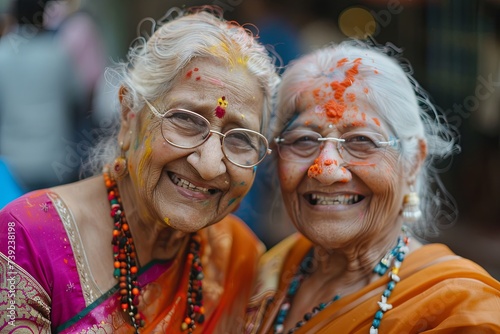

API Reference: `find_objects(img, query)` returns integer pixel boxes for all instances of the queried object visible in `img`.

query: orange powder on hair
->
[337,58,348,67]
[346,93,356,103]
[308,158,323,178]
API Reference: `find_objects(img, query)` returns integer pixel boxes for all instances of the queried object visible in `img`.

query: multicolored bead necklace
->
[273,228,410,334]
[104,167,206,333]
[104,168,143,332]
[181,234,205,332]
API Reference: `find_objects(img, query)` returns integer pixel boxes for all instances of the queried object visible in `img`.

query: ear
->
[117,85,135,152]
[407,138,427,182]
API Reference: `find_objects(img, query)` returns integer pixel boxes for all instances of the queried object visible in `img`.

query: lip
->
[168,171,222,200]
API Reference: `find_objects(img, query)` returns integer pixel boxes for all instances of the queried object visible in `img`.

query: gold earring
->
[402,185,422,222]
[111,141,128,180]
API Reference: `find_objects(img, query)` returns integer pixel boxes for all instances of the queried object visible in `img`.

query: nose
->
[308,142,352,184]
[186,134,227,180]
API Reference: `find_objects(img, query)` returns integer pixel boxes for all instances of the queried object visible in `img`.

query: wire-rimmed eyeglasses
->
[274,129,399,165]
[143,98,271,168]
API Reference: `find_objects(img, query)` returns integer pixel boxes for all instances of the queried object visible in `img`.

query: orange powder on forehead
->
[361,112,366,121]
[363,88,369,94]
[324,99,346,121]
[308,158,323,178]
[372,117,381,127]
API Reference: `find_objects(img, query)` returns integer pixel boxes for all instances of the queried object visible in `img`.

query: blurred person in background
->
[0,0,87,192]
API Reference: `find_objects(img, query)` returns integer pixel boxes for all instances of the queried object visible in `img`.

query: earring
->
[112,142,128,180]
[402,186,422,222]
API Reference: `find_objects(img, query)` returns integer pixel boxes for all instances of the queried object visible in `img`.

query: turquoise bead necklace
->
[273,228,410,334]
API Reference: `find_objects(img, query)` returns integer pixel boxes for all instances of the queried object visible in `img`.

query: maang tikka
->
[112,141,128,180]
[402,185,422,222]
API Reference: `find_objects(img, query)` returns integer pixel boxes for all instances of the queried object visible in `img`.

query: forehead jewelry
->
[215,96,228,118]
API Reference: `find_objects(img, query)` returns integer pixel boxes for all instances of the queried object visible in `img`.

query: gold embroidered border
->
[48,192,101,306]
[0,252,52,332]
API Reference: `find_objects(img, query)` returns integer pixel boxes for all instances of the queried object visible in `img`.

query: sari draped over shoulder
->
[246,233,500,334]
[0,190,264,333]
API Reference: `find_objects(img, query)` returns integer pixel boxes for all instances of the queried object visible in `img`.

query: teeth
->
[170,174,211,194]
[310,194,360,205]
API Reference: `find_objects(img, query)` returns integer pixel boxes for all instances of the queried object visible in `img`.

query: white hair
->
[272,39,460,238]
[86,6,280,175]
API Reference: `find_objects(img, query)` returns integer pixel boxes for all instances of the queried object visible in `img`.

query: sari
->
[0,190,264,333]
[246,233,500,333]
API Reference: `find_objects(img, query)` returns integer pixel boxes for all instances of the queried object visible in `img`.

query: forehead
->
[291,80,388,133]
[159,57,264,129]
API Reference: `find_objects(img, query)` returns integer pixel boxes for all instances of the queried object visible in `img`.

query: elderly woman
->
[245,41,500,333]
[0,7,279,333]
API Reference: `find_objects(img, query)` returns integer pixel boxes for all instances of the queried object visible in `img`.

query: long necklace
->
[104,168,205,333]
[105,168,143,332]
[273,228,410,334]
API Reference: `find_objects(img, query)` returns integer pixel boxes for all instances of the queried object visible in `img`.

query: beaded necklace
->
[104,168,205,333]
[273,228,409,334]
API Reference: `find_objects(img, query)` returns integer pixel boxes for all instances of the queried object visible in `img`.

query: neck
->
[115,176,189,266]
[308,226,409,295]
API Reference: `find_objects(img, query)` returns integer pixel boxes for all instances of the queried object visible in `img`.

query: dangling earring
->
[112,141,128,180]
[402,185,422,222]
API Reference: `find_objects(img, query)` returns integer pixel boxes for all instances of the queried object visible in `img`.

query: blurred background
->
[0,0,499,278]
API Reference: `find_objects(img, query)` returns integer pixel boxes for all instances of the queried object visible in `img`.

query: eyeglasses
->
[274,129,399,165]
[143,99,271,168]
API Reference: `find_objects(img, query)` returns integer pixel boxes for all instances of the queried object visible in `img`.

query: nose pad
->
[307,142,352,184]
[186,135,227,180]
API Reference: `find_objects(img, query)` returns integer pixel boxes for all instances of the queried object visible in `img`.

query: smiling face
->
[120,57,264,232]
[277,75,408,249]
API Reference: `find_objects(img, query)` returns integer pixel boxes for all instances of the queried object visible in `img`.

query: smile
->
[308,194,364,205]
[170,173,218,194]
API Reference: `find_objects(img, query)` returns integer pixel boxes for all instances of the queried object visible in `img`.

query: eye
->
[282,131,320,146]
[342,133,381,151]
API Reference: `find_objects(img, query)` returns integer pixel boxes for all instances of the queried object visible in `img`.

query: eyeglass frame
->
[143,98,272,168]
[273,129,400,166]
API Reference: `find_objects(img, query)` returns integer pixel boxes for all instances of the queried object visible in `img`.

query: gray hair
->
[86,7,280,175]
[272,39,460,239]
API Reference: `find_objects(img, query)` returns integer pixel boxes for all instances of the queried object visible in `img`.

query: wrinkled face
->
[123,58,264,232]
[277,61,407,248]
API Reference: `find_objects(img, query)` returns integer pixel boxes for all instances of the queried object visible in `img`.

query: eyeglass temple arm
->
[143,98,166,118]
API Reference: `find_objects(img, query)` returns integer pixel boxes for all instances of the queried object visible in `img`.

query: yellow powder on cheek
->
[137,135,153,187]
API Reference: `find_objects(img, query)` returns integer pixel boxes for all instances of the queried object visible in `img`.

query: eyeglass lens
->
[161,109,268,167]
[277,130,389,165]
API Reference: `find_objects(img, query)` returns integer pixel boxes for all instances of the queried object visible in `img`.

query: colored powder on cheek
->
[196,76,201,81]
[137,136,153,187]
[186,70,193,79]
[372,117,381,126]
[308,158,323,178]
[374,70,379,74]
[163,217,171,226]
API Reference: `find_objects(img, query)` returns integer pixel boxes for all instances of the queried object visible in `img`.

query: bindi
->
[215,96,228,118]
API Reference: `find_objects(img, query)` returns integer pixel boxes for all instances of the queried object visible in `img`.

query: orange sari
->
[246,234,500,333]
